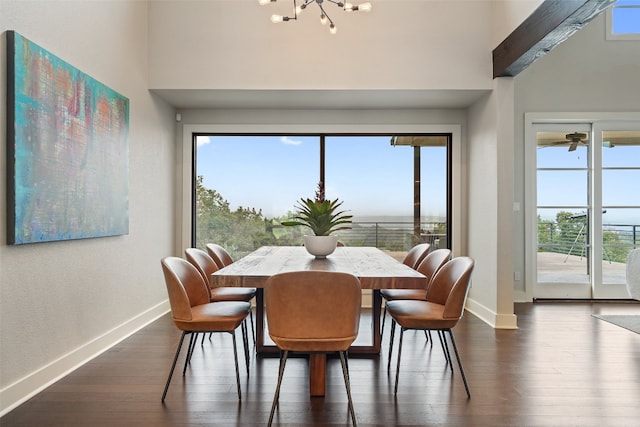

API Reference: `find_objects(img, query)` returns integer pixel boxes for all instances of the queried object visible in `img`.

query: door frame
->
[525,112,640,300]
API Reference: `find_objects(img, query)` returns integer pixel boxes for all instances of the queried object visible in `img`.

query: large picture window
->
[192,134,451,260]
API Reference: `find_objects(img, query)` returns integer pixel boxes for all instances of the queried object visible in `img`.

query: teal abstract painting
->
[6,31,129,244]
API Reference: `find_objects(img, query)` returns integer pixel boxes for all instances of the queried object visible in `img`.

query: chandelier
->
[258,0,372,35]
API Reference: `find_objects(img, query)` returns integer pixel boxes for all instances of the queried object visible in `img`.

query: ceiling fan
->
[543,132,589,152]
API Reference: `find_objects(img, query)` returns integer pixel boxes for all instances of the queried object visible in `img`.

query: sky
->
[196,133,638,227]
[613,0,640,34]
[196,135,447,221]
[536,140,639,225]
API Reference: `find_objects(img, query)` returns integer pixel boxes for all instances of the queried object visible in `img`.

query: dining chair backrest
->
[206,243,234,268]
[402,243,431,269]
[265,271,362,352]
[425,256,475,321]
[416,248,452,286]
[185,247,219,288]
[161,257,211,323]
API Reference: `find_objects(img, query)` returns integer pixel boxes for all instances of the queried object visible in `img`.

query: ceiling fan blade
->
[568,141,578,151]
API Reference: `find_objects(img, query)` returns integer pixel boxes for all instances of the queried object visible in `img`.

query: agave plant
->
[281,184,352,236]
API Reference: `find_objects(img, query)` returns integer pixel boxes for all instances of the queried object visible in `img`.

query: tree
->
[194,176,302,259]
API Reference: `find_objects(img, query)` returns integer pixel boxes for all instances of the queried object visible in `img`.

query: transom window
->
[607,0,640,40]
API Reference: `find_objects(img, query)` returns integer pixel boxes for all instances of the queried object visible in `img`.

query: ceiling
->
[151,89,490,110]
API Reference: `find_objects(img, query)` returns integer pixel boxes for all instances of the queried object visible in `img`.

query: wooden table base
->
[308,354,327,396]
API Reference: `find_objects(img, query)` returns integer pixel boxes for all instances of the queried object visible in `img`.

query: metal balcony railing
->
[334,221,447,252]
[537,222,639,263]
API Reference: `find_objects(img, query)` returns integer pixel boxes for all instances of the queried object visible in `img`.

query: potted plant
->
[281,182,352,258]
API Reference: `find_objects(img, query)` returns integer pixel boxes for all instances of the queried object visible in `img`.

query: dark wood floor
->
[2,302,639,426]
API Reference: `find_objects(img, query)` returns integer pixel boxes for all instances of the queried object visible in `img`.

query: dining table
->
[210,245,427,396]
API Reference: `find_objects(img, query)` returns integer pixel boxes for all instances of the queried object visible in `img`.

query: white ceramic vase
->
[303,235,338,259]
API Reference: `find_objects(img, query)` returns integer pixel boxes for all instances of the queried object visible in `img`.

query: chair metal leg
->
[162,331,186,402]
[231,331,242,400]
[249,308,256,347]
[241,321,250,375]
[446,329,471,398]
[380,304,387,339]
[394,328,405,395]
[183,332,197,375]
[344,351,350,380]
[339,351,358,427]
[438,330,453,371]
[268,350,289,427]
[387,319,397,372]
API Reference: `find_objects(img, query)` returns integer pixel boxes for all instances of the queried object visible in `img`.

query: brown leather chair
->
[386,256,475,397]
[402,242,431,268]
[160,257,251,401]
[206,243,235,268]
[185,247,257,348]
[265,271,362,426]
[380,248,450,338]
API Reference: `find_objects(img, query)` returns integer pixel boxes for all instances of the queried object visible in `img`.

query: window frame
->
[179,123,463,257]
[606,1,640,41]
[189,132,453,256]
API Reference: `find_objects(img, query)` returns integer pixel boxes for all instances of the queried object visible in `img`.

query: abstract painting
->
[6,31,129,244]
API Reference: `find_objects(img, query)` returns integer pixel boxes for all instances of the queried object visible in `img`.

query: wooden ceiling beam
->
[493,0,615,78]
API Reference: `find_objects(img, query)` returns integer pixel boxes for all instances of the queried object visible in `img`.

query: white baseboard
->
[0,300,170,417]
[465,297,518,329]
[361,289,373,308]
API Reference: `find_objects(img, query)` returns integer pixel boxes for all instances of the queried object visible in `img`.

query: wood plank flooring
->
[2,302,639,426]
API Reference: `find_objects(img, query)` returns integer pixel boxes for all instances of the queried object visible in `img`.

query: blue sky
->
[197,134,638,226]
[537,142,640,224]
[196,135,447,220]
[613,0,640,34]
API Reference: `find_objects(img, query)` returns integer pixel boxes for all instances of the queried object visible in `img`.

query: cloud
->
[196,136,211,147]
[281,136,302,146]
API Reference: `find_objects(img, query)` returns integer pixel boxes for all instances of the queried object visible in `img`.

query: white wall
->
[0,0,176,415]
[148,0,494,91]
[465,78,517,329]
[513,12,640,300]
[516,12,640,112]
[490,0,544,47]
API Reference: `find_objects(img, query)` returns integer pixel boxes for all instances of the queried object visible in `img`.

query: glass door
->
[535,124,592,298]
[533,122,640,299]
[593,123,640,298]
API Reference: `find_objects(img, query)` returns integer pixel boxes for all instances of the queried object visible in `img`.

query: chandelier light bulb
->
[261,0,372,30]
